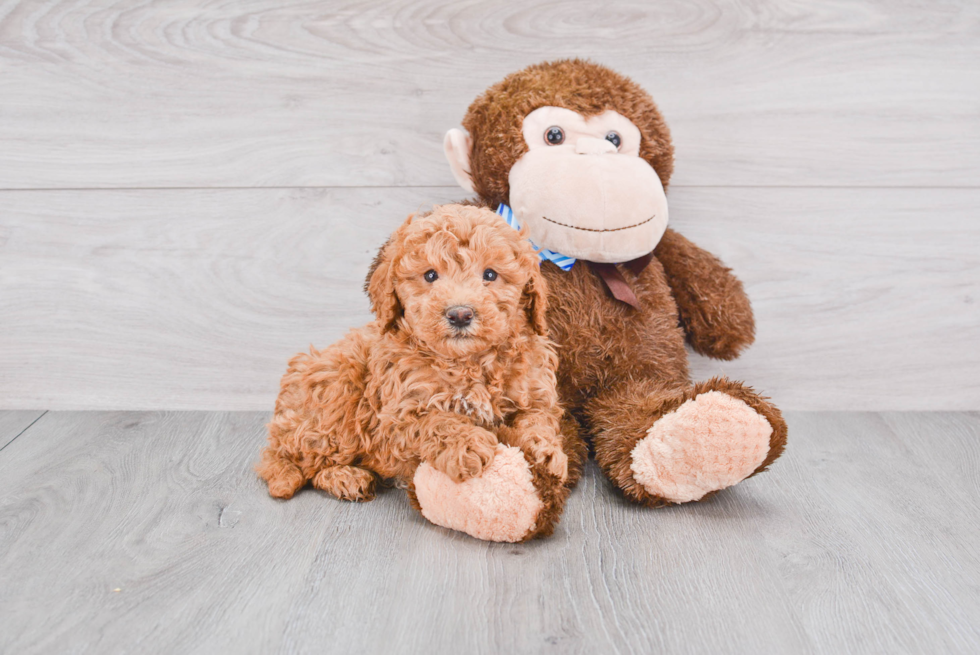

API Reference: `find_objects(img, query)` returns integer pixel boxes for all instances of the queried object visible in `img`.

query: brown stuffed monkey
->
[375,59,787,541]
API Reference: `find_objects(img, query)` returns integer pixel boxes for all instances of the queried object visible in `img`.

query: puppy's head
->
[367,204,547,358]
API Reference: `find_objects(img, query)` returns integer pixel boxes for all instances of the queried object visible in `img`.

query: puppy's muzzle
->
[445,305,475,329]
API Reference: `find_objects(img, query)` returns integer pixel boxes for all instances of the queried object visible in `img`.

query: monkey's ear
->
[444,128,475,193]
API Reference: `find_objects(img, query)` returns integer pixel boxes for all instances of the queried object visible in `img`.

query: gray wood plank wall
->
[1,1,978,410]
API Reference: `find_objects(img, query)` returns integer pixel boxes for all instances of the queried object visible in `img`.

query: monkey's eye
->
[483,268,498,282]
[424,269,439,283]
[605,131,622,148]
[544,126,565,145]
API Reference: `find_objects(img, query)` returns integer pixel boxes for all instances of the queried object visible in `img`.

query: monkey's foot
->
[630,391,772,503]
[413,444,549,542]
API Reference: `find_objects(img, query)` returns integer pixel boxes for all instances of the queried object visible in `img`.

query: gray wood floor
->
[1,410,978,654]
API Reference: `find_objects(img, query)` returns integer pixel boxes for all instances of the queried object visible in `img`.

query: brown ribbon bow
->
[587,252,655,309]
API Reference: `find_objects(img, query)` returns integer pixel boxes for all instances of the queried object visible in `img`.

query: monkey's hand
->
[654,228,755,360]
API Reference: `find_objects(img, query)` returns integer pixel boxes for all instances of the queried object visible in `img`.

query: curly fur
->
[257,204,568,507]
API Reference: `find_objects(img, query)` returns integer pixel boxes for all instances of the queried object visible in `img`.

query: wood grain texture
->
[0,0,978,189]
[0,410,45,450]
[0,410,977,654]
[2,186,977,411]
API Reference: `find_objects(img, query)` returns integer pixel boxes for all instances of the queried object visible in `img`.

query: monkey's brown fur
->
[450,60,786,505]
[259,205,570,513]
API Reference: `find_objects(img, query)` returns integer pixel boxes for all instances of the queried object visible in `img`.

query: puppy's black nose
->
[445,305,474,328]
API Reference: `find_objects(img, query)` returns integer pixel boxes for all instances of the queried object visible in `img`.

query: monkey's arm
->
[653,228,755,360]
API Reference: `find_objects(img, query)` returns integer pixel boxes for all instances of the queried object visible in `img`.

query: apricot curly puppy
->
[257,204,567,502]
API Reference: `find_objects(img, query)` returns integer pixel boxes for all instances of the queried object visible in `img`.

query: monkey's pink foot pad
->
[414,444,543,542]
[630,391,772,503]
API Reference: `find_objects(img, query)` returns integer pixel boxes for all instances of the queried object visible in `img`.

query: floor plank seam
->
[1,184,978,192]
[0,410,48,454]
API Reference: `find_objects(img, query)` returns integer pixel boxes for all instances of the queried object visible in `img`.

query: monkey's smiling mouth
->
[540,215,657,232]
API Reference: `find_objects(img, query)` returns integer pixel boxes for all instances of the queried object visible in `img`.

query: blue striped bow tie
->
[496,204,576,271]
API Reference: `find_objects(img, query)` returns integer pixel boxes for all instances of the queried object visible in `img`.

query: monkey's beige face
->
[507,107,669,263]
[391,211,537,358]
[445,106,669,263]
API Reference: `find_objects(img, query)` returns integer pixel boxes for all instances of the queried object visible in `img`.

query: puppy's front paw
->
[433,428,497,482]
[521,429,568,481]
[544,448,569,481]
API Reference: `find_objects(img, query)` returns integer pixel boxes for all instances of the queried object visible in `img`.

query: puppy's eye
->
[605,131,621,148]
[544,126,564,145]
[424,269,438,283]
[483,269,498,282]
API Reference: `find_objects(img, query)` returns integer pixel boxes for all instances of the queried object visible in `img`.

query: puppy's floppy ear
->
[521,262,549,336]
[363,237,390,298]
[367,217,412,333]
